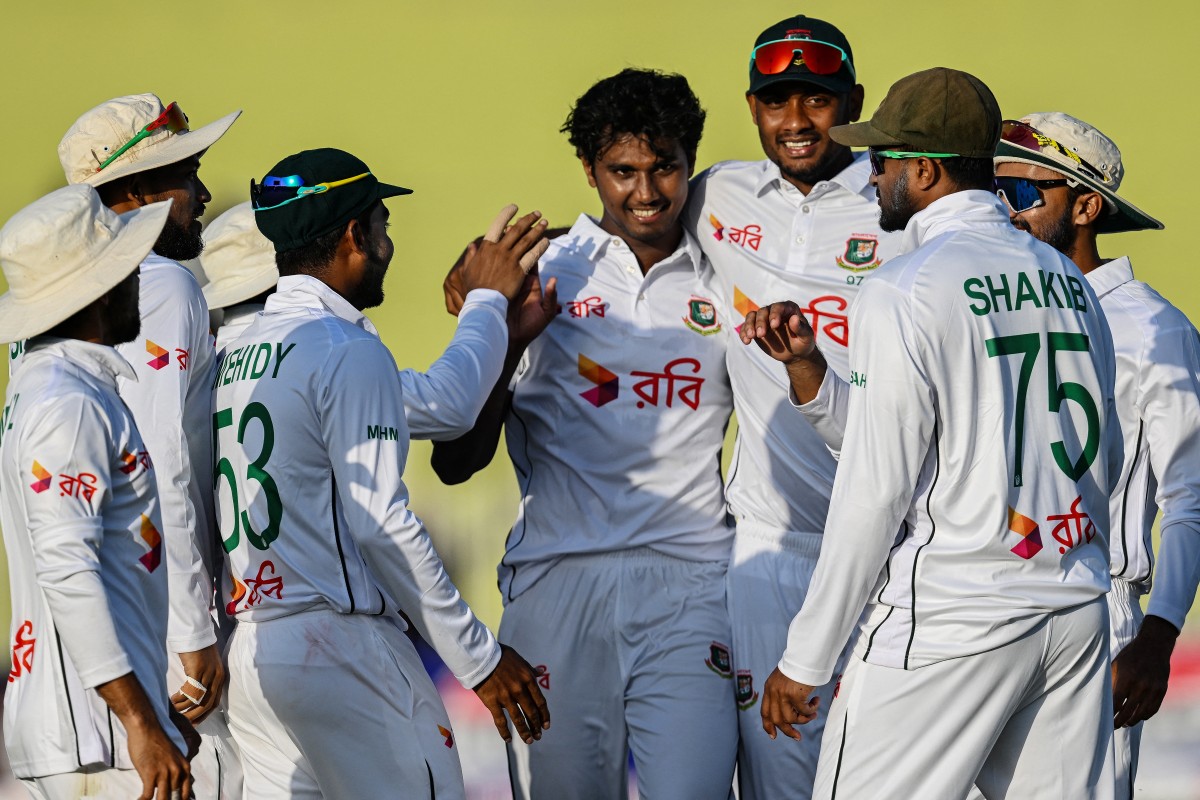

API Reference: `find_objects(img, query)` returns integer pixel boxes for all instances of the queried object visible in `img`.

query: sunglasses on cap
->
[994,176,1074,214]
[751,37,854,79]
[868,149,960,177]
[1000,120,1110,185]
[96,102,189,172]
[250,172,373,211]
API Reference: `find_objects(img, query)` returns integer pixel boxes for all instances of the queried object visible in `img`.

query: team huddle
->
[2,12,1198,800]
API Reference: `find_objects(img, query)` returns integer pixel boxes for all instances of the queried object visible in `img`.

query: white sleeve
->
[1141,322,1200,630]
[117,269,215,654]
[778,280,935,686]
[23,397,132,687]
[790,368,852,457]
[321,338,501,688]
[401,289,508,440]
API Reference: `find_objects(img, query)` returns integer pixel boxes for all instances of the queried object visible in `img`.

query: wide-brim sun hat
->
[59,93,241,187]
[199,202,278,310]
[0,185,172,342]
[994,112,1163,233]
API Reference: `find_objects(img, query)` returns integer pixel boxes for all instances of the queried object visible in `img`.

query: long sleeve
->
[1141,322,1200,629]
[116,264,215,653]
[401,289,508,440]
[790,368,852,456]
[321,338,501,688]
[778,280,935,686]
[24,397,131,687]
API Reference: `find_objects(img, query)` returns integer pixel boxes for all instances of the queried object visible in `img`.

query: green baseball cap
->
[830,67,1001,159]
[252,148,412,252]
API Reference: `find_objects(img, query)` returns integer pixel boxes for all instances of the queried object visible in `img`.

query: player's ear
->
[1075,192,1106,228]
[581,155,598,189]
[847,85,865,123]
[746,92,759,124]
[344,218,367,257]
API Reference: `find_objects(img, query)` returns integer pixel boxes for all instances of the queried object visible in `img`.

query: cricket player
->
[216,147,550,798]
[995,112,1200,798]
[54,93,243,799]
[434,69,737,799]
[0,186,192,799]
[200,200,539,441]
[746,68,1122,799]
[682,17,900,796]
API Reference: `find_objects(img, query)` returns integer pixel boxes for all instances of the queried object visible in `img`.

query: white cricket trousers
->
[167,651,243,799]
[1108,578,1144,800]
[726,523,852,800]
[225,609,465,799]
[20,767,141,799]
[501,549,738,800]
[814,597,1114,800]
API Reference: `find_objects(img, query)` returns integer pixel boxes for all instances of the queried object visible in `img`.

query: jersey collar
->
[899,190,1010,253]
[1083,256,1134,298]
[564,213,707,279]
[24,336,137,386]
[268,274,379,336]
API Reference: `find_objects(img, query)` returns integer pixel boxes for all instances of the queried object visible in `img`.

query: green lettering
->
[1014,272,1041,311]
[272,342,296,379]
[985,273,1013,313]
[1038,270,1064,309]
[249,343,272,380]
[1066,275,1088,312]
[963,278,990,316]
[368,424,381,440]
[222,347,241,386]
[236,346,254,381]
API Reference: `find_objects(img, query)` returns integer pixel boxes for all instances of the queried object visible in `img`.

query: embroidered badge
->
[736,670,759,710]
[683,297,721,336]
[836,234,882,272]
[705,641,733,678]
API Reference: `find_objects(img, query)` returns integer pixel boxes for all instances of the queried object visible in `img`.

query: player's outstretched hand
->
[171,643,226,724]
[760,667,820,742]
[459,205,551,302]
[508,272,559,350]
[474,644,551,745]
[1112,615,1177,729]
[739,301,817,363]
[126,715,193,800]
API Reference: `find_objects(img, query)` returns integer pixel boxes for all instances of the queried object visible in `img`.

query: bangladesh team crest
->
[736,670,759,710]
[835,234,882,272]
[706,641,732,678]
[684,297,722,336]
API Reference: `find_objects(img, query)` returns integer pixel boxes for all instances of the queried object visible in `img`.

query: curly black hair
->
[562,68,706,166]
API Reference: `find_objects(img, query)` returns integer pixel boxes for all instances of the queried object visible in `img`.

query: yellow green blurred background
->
[0,0,1195,678]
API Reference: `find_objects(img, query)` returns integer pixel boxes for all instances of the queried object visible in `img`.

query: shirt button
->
[802,206,811,214]
[612,238,622,247]
[796,235,805,244]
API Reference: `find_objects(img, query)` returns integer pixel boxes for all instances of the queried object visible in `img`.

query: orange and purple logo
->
[138,514,163,572]
[578,354,618,408]
[29,461,51,494]
[1008,507,1043,560]
[146,340,169,371]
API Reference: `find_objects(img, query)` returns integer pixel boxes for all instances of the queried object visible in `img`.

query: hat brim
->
[378,182,413,200]
[83,110,242,187]
[995,141,1164,233]
[0,200,172,342]
[750,71,856,97]
[829,120,905,149]
[203,263,279,310]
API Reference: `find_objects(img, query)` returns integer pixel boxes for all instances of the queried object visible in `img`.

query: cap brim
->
[378,182,413,200]
[84,110,242,187]
[829,119,905,148]
[0,200,172,342]
[995,141,1164,233]
[750,71,855,96]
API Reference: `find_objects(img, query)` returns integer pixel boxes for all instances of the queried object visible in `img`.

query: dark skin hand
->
[445,223,570,317]
[96,671,193,799]
[760,667,821,741]
[473,644,551,744]
[170,643,225,725]
[1112,614,1178,729]
[738,301,829,404]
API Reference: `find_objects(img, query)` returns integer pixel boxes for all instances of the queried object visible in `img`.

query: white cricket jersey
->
[217,291,510,441]
[116,253,218,654]
[1,339,182,777]
[687,154,901,536]
[500,215,733,602]
[1090,258,1200,629]
[212,274,500,688]
[778,191,1120,687]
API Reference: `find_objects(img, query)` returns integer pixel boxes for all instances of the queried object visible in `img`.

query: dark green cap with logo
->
[749,15,857,96]
[830,67,1001,159]
[253,148,412,252]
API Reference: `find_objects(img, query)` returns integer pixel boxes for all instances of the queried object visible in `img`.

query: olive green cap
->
[830,67,1001,159]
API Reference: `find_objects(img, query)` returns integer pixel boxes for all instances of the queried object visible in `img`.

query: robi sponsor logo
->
[578,354,619,408]
[1008,497,1097,560]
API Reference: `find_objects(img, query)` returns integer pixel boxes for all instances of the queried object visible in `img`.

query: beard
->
[153,216,204,261]
[1038,202,1077,259]
[104,272,142,345]
[347,246,389,310]
[777,145,853,189]
[879,170,919,233]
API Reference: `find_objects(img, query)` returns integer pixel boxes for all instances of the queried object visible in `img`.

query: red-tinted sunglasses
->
[752,38,853,79]
[1000,120,1110,185]
[97,102,190,172]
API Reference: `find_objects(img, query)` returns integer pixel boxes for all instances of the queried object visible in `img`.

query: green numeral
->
[986,330,1099,486]
[213,403,283,552]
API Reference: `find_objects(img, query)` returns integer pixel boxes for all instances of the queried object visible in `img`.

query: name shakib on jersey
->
[214,342,296,388]
[962,269,1088,317]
